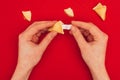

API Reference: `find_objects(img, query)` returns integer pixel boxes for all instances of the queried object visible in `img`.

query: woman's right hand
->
[70,21,110,80]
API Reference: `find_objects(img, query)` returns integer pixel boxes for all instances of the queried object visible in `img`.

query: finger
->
[31,31,42,43]
[23,21,57,40]
[35,28,48,37]
[70,26,88,48]
[26,21,56,32]
[87,35,94,42]
[31,28,49,43]
[36,31,41,37]
[38,31,57,52]
[31,34,39,43]
[71,21,103,40]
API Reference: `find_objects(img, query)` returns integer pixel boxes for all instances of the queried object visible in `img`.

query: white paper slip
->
[62,24,72,30]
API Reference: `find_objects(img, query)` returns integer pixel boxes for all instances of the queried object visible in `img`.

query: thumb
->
[38,31,57,52]
[70,26,88,48]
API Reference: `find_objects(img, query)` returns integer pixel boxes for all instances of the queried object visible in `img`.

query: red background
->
[0,0,120,80]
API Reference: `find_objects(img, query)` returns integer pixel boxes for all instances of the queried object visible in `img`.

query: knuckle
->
[47,32,56,40]
[88,22,94,26]
[33,21,38,25]
[19,33,23,39]
[33,21,40,25]
[19,32,25,40]
[103,33,109,40]
[88,22,93,24]
[88,22,96,27]
[48,34,54,39]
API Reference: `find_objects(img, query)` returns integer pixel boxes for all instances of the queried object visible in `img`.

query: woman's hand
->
[11,21,57,80]
[70,21,110,80]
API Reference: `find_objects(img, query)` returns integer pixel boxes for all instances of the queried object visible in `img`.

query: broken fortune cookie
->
[93,3,107,21]
[48,21,64,34]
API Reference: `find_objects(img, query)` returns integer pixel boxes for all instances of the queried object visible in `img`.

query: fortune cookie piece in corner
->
[64,8,74,17]
[93,3,107,21]
[22,11,32,21]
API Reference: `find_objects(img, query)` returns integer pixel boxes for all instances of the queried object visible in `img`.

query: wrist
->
[11,63,33,80]
[89,64,110,80]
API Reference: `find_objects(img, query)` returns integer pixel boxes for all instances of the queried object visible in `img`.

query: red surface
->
[0,0,120,80]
